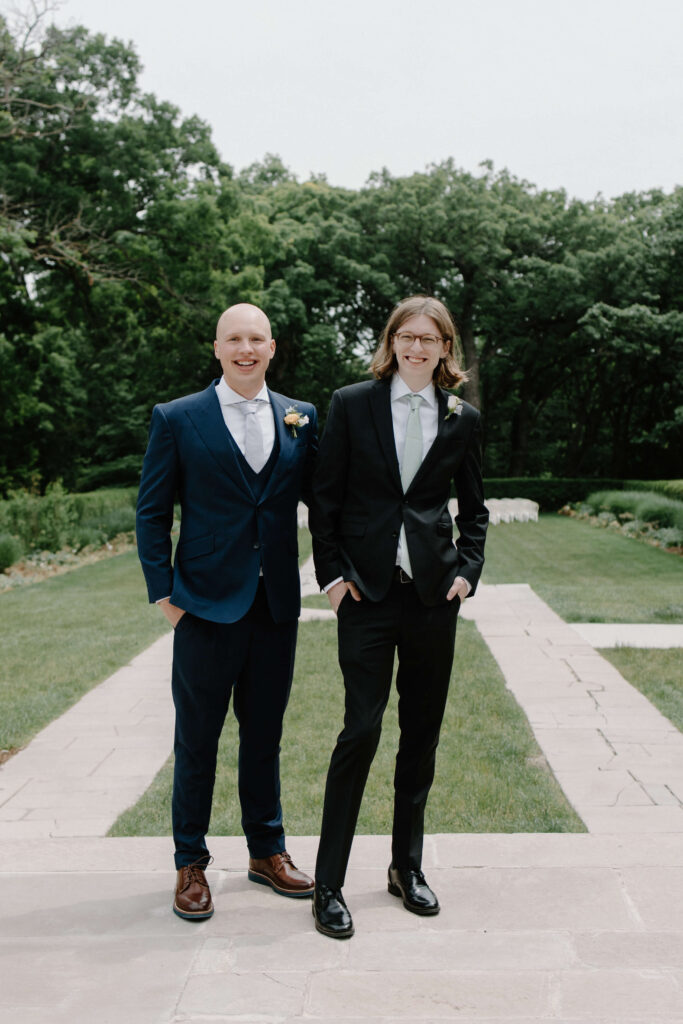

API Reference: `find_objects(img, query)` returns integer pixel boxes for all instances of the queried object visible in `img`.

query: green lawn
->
[110,617,584,836]
[0,527,314,754]
[600,647,683,732]
[0,551,168,752]
[482,515,683,623]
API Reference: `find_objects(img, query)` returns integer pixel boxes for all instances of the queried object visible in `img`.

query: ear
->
[213,339,219,359]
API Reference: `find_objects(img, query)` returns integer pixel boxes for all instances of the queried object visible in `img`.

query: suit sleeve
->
[452,411,489,596]
[309,390,350,589]
[135,405,178,603]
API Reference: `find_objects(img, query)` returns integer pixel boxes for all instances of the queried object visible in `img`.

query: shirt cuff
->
[322,577,344,593]
[155,596,171,604]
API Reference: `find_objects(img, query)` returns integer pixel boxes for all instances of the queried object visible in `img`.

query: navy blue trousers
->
[171,581,297,868]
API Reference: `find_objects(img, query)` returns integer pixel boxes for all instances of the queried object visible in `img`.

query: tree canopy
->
[1,9,681,493]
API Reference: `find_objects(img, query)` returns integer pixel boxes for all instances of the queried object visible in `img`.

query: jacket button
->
[392,531,398,538]
[253,542,261,550]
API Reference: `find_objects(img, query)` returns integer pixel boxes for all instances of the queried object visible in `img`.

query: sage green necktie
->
[399,393,423,576]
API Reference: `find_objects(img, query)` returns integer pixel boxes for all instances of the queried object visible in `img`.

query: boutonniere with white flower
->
[284,405,309,437]
[445,394,464,419]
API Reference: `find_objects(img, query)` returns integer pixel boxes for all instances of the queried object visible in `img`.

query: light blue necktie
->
[241,401,267,473]
[399,393,423,576]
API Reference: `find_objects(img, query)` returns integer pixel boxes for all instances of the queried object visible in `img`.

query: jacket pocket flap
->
[179,533,214,560]
[340,516,367,536]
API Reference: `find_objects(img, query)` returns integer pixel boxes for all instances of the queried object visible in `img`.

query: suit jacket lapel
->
[258,390,294,502]
[369,379,402,489]
[184,381,254,497]
[407,386,462,491]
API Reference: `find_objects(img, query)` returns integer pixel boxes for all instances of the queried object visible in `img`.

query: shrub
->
[484,478,624,512]
[70,526,106,551]
[0,484,139,554]
[586,490,683,530]
[633,493,683,530]
[75,456,142,491]
[89,506,136,541]
[587,490,644,517]
[650,527,683,548]
[0,533,23,573]
[626,479,683,501]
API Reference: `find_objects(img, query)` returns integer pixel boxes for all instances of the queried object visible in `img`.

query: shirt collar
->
[390,373,438,409]
[216,377,269,406]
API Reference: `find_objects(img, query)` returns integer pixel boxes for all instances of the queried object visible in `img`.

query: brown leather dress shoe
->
[173,862,214,920]
[248,851,314,898]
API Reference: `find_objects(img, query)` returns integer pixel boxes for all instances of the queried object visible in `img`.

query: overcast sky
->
[23,0,683,199]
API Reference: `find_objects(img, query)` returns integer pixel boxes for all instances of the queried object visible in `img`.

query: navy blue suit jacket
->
[136,380,318,624]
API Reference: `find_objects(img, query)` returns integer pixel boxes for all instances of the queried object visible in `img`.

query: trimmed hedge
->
[483,478,625,511]
[625,479,683,501]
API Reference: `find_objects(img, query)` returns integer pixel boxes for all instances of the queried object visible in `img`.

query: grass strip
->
[0,527,321,754]
[0,551,168,752]
[110,618,584,836]
[600,648,683,733]
[482,514,683,623]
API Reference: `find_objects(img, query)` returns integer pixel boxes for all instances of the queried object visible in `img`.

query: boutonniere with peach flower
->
[284,405,309,437]
[445,394,464,419]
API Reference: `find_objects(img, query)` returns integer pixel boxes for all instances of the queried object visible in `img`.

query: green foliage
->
[0,481,77,551]
[587,490,683,530]
[626,479,683,500]
[1,10,682,492]
[0,484,138,553]
[0,533,23,572]
[484,478,624,511]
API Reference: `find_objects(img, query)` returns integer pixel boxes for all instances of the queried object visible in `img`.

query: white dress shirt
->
[215,376,275,461]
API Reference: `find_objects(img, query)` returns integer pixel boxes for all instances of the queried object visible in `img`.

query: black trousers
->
[315,579,459,889]
[171,581,297,869]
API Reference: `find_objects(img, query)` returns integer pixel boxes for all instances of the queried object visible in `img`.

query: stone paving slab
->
[572,623,683,648]
[1,835,682,1024]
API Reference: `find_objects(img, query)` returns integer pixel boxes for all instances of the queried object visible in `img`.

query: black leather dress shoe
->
[387,864,440,916]
[312,883,354,938]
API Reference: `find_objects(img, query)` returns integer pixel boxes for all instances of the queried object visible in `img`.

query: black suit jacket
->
[310,377,488,607]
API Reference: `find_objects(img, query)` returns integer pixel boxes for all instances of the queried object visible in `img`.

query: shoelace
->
[183,856,214,887]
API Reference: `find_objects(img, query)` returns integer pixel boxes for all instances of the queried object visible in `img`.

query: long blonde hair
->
[370,295,468,388]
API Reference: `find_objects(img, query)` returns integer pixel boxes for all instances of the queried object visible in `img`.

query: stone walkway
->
[1,834,682,1023]
[460,585,683,833]
[1,568,682,1022]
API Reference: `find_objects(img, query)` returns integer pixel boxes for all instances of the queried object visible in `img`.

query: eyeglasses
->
[393,332,444,348]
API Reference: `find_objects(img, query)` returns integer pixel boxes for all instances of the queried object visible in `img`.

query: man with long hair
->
[310,295,488,938]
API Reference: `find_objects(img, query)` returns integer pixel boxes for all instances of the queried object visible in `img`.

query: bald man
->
[137,303,318,920]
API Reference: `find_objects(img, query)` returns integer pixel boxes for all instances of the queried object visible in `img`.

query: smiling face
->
[213,303,276,399]
[391,313,450,391]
